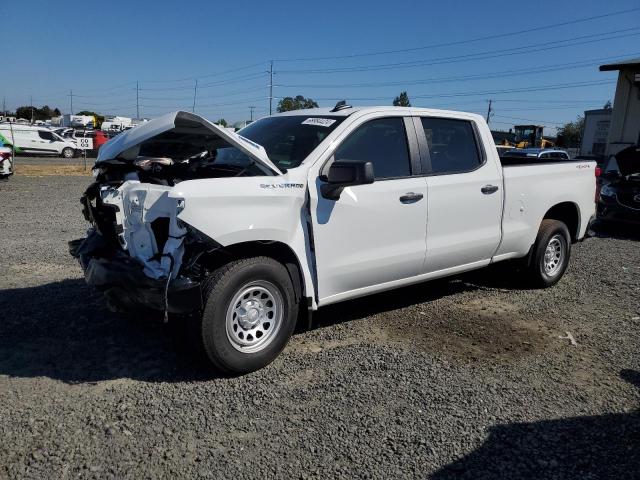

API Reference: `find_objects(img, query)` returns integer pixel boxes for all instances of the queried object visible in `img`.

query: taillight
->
[595,166,601,203]
[595,166,602,177]
[0,152,10,160]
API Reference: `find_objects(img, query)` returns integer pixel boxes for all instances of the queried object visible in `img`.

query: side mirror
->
[320,160,374,200]
[603,170,621,181]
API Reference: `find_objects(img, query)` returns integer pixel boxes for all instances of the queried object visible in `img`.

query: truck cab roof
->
[272,105,485,122]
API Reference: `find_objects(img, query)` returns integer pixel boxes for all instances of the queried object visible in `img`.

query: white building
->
[599,58,640,156]
[579,108,611,157]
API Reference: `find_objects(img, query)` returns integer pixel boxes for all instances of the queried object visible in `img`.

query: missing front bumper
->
[69,231,202,314]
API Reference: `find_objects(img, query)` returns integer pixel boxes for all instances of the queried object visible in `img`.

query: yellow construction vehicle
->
[513,125,555,149]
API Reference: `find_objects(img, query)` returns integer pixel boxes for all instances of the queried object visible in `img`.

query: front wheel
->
[197,256,298,374]
[61,147,75,159]
[526,219,571,288]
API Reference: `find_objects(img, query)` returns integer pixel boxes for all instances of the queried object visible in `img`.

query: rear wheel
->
[61,147,74,159]
[526,219,571,288]
[196,256,298,374]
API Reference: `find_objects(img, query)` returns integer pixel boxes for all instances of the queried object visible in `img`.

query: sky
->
[2,0,640,133]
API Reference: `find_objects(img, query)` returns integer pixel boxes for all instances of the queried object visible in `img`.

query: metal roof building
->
[599,58,640,156]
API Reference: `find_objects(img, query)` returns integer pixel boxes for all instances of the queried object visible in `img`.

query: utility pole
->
[192,79,198,113]
[136,81,140,119]
[70,89,74,115]
[2,97,5,116]
[30,95,34,124]
[249,106,255,121]
[486,99,493,125]
[268,60,274,116]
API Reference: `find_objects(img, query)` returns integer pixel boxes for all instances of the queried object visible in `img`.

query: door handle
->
[399,192,424,204]
[481,184,499,194]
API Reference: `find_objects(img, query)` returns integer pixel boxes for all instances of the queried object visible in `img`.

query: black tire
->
[196,256,298,374]
[526,219,571,288]
[61,147,74,159]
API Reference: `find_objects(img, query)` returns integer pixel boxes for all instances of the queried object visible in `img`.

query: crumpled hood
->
[96,111,282,175]
[615,145,640,177]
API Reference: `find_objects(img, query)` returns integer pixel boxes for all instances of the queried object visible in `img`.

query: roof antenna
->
[330,100,351,112]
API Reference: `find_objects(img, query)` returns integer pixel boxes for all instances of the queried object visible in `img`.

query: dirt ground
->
[0,174,638,479]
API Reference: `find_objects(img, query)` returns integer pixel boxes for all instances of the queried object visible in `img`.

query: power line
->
[139,85,267,102]
[275,7,640,62]
[139,61,268,84]
[304,79,615,102]
[277,53,640,89]
[140,72,267,92]
[192,79,198,113]
[278,28,640,74]
[492,115,565,126]
[268,60,274,116]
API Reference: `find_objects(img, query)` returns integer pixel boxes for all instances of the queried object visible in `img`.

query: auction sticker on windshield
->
[302,118,337,127]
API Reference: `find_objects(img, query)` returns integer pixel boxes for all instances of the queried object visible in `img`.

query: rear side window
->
[420,118,481,174]
[38,130,55,141]
[334,117,411,179]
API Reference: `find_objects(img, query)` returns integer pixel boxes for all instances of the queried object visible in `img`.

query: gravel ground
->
[0,175,639,479]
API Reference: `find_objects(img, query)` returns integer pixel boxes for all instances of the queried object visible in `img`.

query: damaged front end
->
[70,181,204,315]
[70,110,279,316]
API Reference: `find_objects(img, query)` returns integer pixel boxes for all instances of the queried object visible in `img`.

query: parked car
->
[500,148,570,163]
[597,145,640,225]
[0,146,13,179]
[0,124,77,158]
[70,107,597,374]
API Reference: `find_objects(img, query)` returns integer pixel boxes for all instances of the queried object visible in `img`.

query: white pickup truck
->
[70,106,597,374]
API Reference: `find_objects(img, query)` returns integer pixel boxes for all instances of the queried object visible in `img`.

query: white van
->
[0,124,77,158]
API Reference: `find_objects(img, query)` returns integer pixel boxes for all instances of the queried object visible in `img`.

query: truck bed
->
[494,160,597,260]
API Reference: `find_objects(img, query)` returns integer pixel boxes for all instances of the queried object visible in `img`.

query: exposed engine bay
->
[70,111,282,315]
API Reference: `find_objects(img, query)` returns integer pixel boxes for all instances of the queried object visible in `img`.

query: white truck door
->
[310,116,428,304]
[417,117,503,272]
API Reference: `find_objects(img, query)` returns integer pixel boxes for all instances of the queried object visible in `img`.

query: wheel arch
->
[198,240,307,306]
[542,201,580,242]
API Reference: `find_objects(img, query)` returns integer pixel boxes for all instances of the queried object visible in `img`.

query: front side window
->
[334,117,411,179]
[38,130,55,141]
[420,118,482,174]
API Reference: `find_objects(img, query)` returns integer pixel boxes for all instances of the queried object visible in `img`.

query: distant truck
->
[51,114,96,129]
[101,116,148,132]
[101,116,134,132]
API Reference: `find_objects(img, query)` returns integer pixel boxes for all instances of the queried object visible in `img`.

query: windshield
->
[238,115,346,170]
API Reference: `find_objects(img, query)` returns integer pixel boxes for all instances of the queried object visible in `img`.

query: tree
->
[216,118,228,127]
[556,116,585,148]
[14,105,62,122]
[15,106,32,120]
[393,91,411,107]
[603,100,612,110]
[277,95,318,113]
[53,108,61,116]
